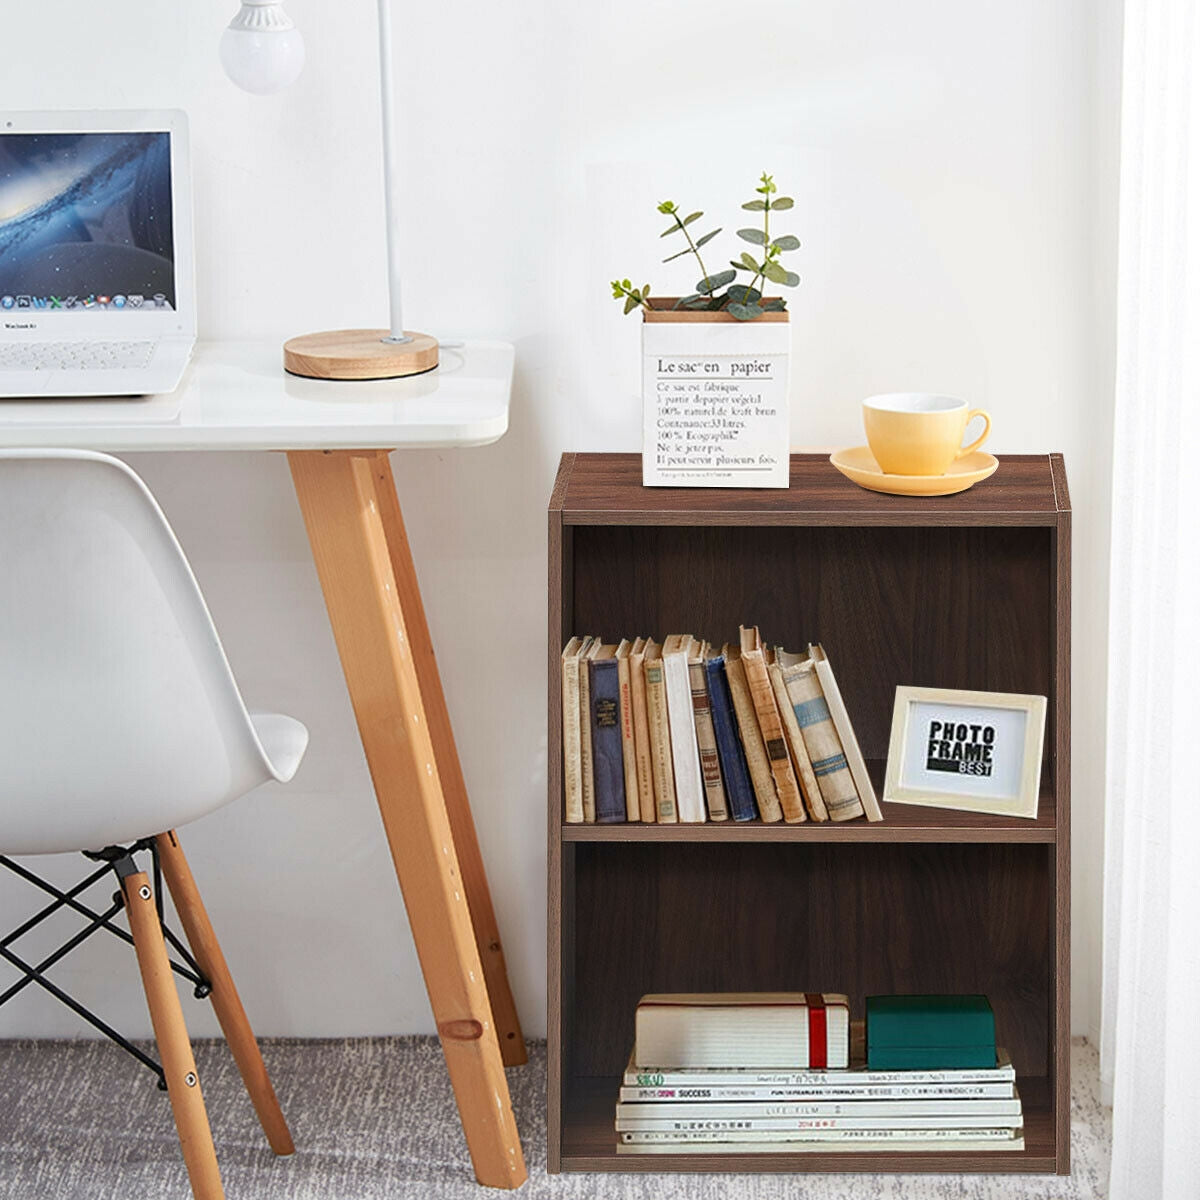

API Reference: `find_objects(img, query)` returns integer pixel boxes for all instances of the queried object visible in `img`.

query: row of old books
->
[617,994,1024,1155]
[561,625,883,824]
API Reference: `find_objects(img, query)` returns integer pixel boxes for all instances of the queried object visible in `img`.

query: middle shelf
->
[562,764,1056,843]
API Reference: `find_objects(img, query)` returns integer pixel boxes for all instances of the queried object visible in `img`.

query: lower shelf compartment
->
[556,1075,1059,1174]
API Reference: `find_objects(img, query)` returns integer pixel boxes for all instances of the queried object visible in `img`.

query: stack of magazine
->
[617,994,1024,1155]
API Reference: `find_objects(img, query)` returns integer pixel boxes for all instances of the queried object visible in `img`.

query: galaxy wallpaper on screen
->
[0,132,175,310]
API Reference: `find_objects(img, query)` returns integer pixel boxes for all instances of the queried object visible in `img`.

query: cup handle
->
[957,409,991,458]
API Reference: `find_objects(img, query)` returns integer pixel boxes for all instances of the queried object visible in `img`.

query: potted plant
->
[611,173,798,488]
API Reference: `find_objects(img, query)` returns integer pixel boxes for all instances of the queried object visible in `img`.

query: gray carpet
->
[0,1037,1110,1198]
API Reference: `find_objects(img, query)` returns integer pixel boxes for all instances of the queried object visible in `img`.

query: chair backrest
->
[0,450,278,854]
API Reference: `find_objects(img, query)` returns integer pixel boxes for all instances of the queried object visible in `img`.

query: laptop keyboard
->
[0,341,158,371]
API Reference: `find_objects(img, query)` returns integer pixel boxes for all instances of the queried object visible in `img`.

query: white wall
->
[0,0,1118,1041]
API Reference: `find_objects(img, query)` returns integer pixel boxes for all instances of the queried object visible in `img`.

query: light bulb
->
[220,1,305,95]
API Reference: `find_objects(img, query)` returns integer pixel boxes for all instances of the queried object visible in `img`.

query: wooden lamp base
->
[283,329,439,380]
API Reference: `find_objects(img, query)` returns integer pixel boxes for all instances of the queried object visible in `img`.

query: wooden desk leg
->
[288,449,527,1190]
[368,452,527,1066]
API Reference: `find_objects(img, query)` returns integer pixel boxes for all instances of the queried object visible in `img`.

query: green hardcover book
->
[866,995,997,1070]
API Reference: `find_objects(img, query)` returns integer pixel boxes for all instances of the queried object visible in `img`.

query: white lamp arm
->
[376,0,408,344]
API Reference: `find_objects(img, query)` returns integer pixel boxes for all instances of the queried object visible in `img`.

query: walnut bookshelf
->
[547,452,1070,1175]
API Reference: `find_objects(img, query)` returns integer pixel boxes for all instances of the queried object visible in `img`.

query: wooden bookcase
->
[547,452,1070,1175]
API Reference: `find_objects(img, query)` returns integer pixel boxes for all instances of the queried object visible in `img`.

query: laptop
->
[0,110,195,397]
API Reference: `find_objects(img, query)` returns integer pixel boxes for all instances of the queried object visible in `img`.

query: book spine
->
[741,646,807,823]
[616,1096,1022,1120]
[628,648,657,825]
[561,649,584,823]
[620,1127,1020,1144]
[704,657,757,822]
[625,1065,1015,1087]
[688,659,728,821]
[769,657,828,821]
[782,660,864,821]
[811,644,883,821]
[578,653,597,822]
[644,661,678,823]
[629,649,657,822]
[616,1114,1023,1132]
[619,1081,1015,1101]
[616,651,641,821]
[724,653,782,822]
[589,658,626,823]
[663,649,706,823]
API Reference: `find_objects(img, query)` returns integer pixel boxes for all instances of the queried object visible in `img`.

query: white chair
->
[0,449,308,1200]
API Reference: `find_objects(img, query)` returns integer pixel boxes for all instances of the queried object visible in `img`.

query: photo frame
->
[883,686,1047,819]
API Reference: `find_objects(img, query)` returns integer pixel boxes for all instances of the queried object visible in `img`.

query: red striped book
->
[634,993,850,1070]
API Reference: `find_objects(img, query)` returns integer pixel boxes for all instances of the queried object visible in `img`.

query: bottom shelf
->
[558,1075,1057,1174]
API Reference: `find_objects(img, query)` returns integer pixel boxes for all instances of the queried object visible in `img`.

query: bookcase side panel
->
[1053,510,1071,1173]
[547,507,572,1171]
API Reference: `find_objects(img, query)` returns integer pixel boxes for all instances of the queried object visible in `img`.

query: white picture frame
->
[883,686,1047,819]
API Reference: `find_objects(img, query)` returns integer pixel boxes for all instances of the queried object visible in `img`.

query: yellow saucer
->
[830,446,999,496]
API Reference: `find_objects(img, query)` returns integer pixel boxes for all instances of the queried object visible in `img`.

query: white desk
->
[0,340,528,1189]
[0,339,513,450]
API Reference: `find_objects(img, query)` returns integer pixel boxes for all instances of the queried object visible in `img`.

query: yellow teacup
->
[862,393,991,476]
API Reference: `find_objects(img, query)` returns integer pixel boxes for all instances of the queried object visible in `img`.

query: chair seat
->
[0,711,309,857]
[249,712,309,784]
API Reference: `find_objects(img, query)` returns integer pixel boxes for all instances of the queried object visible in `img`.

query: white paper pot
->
[641,299,791,488]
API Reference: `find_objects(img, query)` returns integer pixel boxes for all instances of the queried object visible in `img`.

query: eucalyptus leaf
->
[782,271,800,287]
[741,200,766,211]
[727,302,763,321]
[683,211,703,226]
[707,296,728,311]
[694,228,721,248]
[663,246,693,263]
[726,285,762,304]
[763,261,788,284]
[624,295,638,314]
[740,251,759,271]
[661,224,683,237]
[738,228,767,245]
[771,197,794,210]
[761,298,787,311]
[695,269,736,295]
[773,234,800,251]
[674,293,704,309]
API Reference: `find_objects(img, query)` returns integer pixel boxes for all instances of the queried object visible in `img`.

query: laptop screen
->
[0,131,175,315]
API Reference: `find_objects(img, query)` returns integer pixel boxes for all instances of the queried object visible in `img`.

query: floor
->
[0,1037,1110,1199]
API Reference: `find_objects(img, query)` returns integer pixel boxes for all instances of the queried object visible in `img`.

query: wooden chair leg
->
[155,831,295,1156]
[123,869,224,1200]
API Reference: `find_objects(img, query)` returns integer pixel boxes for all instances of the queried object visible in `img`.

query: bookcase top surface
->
[550,453,1070,526]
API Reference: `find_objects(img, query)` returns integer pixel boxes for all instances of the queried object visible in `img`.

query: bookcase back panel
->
[569,525,1055,763]
[569,841,1051,1081]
